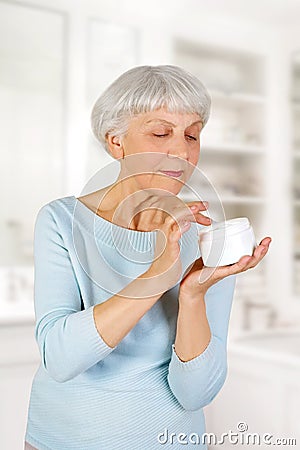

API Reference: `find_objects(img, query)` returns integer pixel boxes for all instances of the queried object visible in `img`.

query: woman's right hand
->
[138,196,211,294]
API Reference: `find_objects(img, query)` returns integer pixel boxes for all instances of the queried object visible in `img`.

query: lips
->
[159,170,183,178]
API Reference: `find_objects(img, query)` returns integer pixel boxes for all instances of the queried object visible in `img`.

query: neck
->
[97,175,160,231]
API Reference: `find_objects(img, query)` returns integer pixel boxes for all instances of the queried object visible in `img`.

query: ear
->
[106,134,124,160]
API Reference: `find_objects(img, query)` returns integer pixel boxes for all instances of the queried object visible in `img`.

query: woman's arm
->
[167,275,236,411]
[92,275,163,348]
[34,205,162,383]
[174,293,211,362]
[167,235,271,411]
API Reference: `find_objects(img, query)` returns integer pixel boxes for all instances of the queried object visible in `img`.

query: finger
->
[233,236,271,270]
[244,244,269,269]
[152,200,209,227]
[164,214,190,239]
[134,207,163,230]
[161,201,211,232]
[192,211,212,226]
[259,237,272,246]
[211,236,272,278]
[188,201,209,211]
[188,202,212,226]
[163,209,191,232]
[245,237,272,266]
[237,239,271,272]
[255,243,269,258]
[214,255,253,278]
[172,206,212,226]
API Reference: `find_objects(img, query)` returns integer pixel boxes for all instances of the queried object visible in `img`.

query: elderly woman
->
[24,65,271,450]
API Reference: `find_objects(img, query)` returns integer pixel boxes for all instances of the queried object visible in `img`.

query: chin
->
[150,180,184,196]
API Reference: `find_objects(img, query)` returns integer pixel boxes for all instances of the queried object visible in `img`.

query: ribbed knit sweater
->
[25,195,236,450]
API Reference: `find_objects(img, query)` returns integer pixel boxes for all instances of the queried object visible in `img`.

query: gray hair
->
[91,65,211,153]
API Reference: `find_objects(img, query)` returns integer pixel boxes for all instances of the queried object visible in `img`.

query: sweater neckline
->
[71,195,157,252]
[69,195,201,256]
[74,195,157,234]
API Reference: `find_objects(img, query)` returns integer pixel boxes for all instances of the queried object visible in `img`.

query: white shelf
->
[180,194,265,204]
[292,54,300,306]
[221,195,266,204]
[291,101,300,112]
[210,89,266,106]
[202,143,265,154]
[0,306,35,324]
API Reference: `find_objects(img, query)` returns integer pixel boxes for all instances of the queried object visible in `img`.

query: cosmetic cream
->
[198,217,257,267]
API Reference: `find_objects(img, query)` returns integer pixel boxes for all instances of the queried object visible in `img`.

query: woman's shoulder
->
[34,196,77,237]
[36,195,76,219]
[36,191,112,239]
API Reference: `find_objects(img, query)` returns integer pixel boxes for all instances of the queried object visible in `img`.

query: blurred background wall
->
[0,0,300,448]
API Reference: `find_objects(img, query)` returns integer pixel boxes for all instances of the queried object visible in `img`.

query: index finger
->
[187,201,209,211]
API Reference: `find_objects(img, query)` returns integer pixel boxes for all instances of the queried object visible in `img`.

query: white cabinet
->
[0,1,66,323]
[0,1,65,266]
[291,52,300,299]
[204,335,300,450]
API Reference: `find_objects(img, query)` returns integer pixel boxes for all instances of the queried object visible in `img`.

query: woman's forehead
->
[130,108,202,128]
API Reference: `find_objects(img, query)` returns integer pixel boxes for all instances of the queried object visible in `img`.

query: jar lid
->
[198,217,251,241]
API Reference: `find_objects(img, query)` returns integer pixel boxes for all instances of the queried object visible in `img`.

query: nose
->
[166,136,189,161]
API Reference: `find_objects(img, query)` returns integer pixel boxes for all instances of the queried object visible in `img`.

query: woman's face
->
[108,107,203,195]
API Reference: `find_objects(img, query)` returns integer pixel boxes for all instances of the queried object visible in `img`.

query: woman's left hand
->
[179,236,272,301]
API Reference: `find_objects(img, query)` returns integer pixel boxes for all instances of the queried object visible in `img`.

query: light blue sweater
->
[25,195,236,450]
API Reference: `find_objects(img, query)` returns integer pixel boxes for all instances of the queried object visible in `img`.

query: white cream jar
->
[198,217,257,267]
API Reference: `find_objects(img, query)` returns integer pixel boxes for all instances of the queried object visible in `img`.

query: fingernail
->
[203,201,209,207]
[190,205,198,210]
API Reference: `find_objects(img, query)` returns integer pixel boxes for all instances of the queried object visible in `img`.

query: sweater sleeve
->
[33,204,116,383]
[167,273,236,411]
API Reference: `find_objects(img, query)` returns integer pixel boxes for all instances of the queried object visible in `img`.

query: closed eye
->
[152,133,198,141]
[186,135,197,141]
